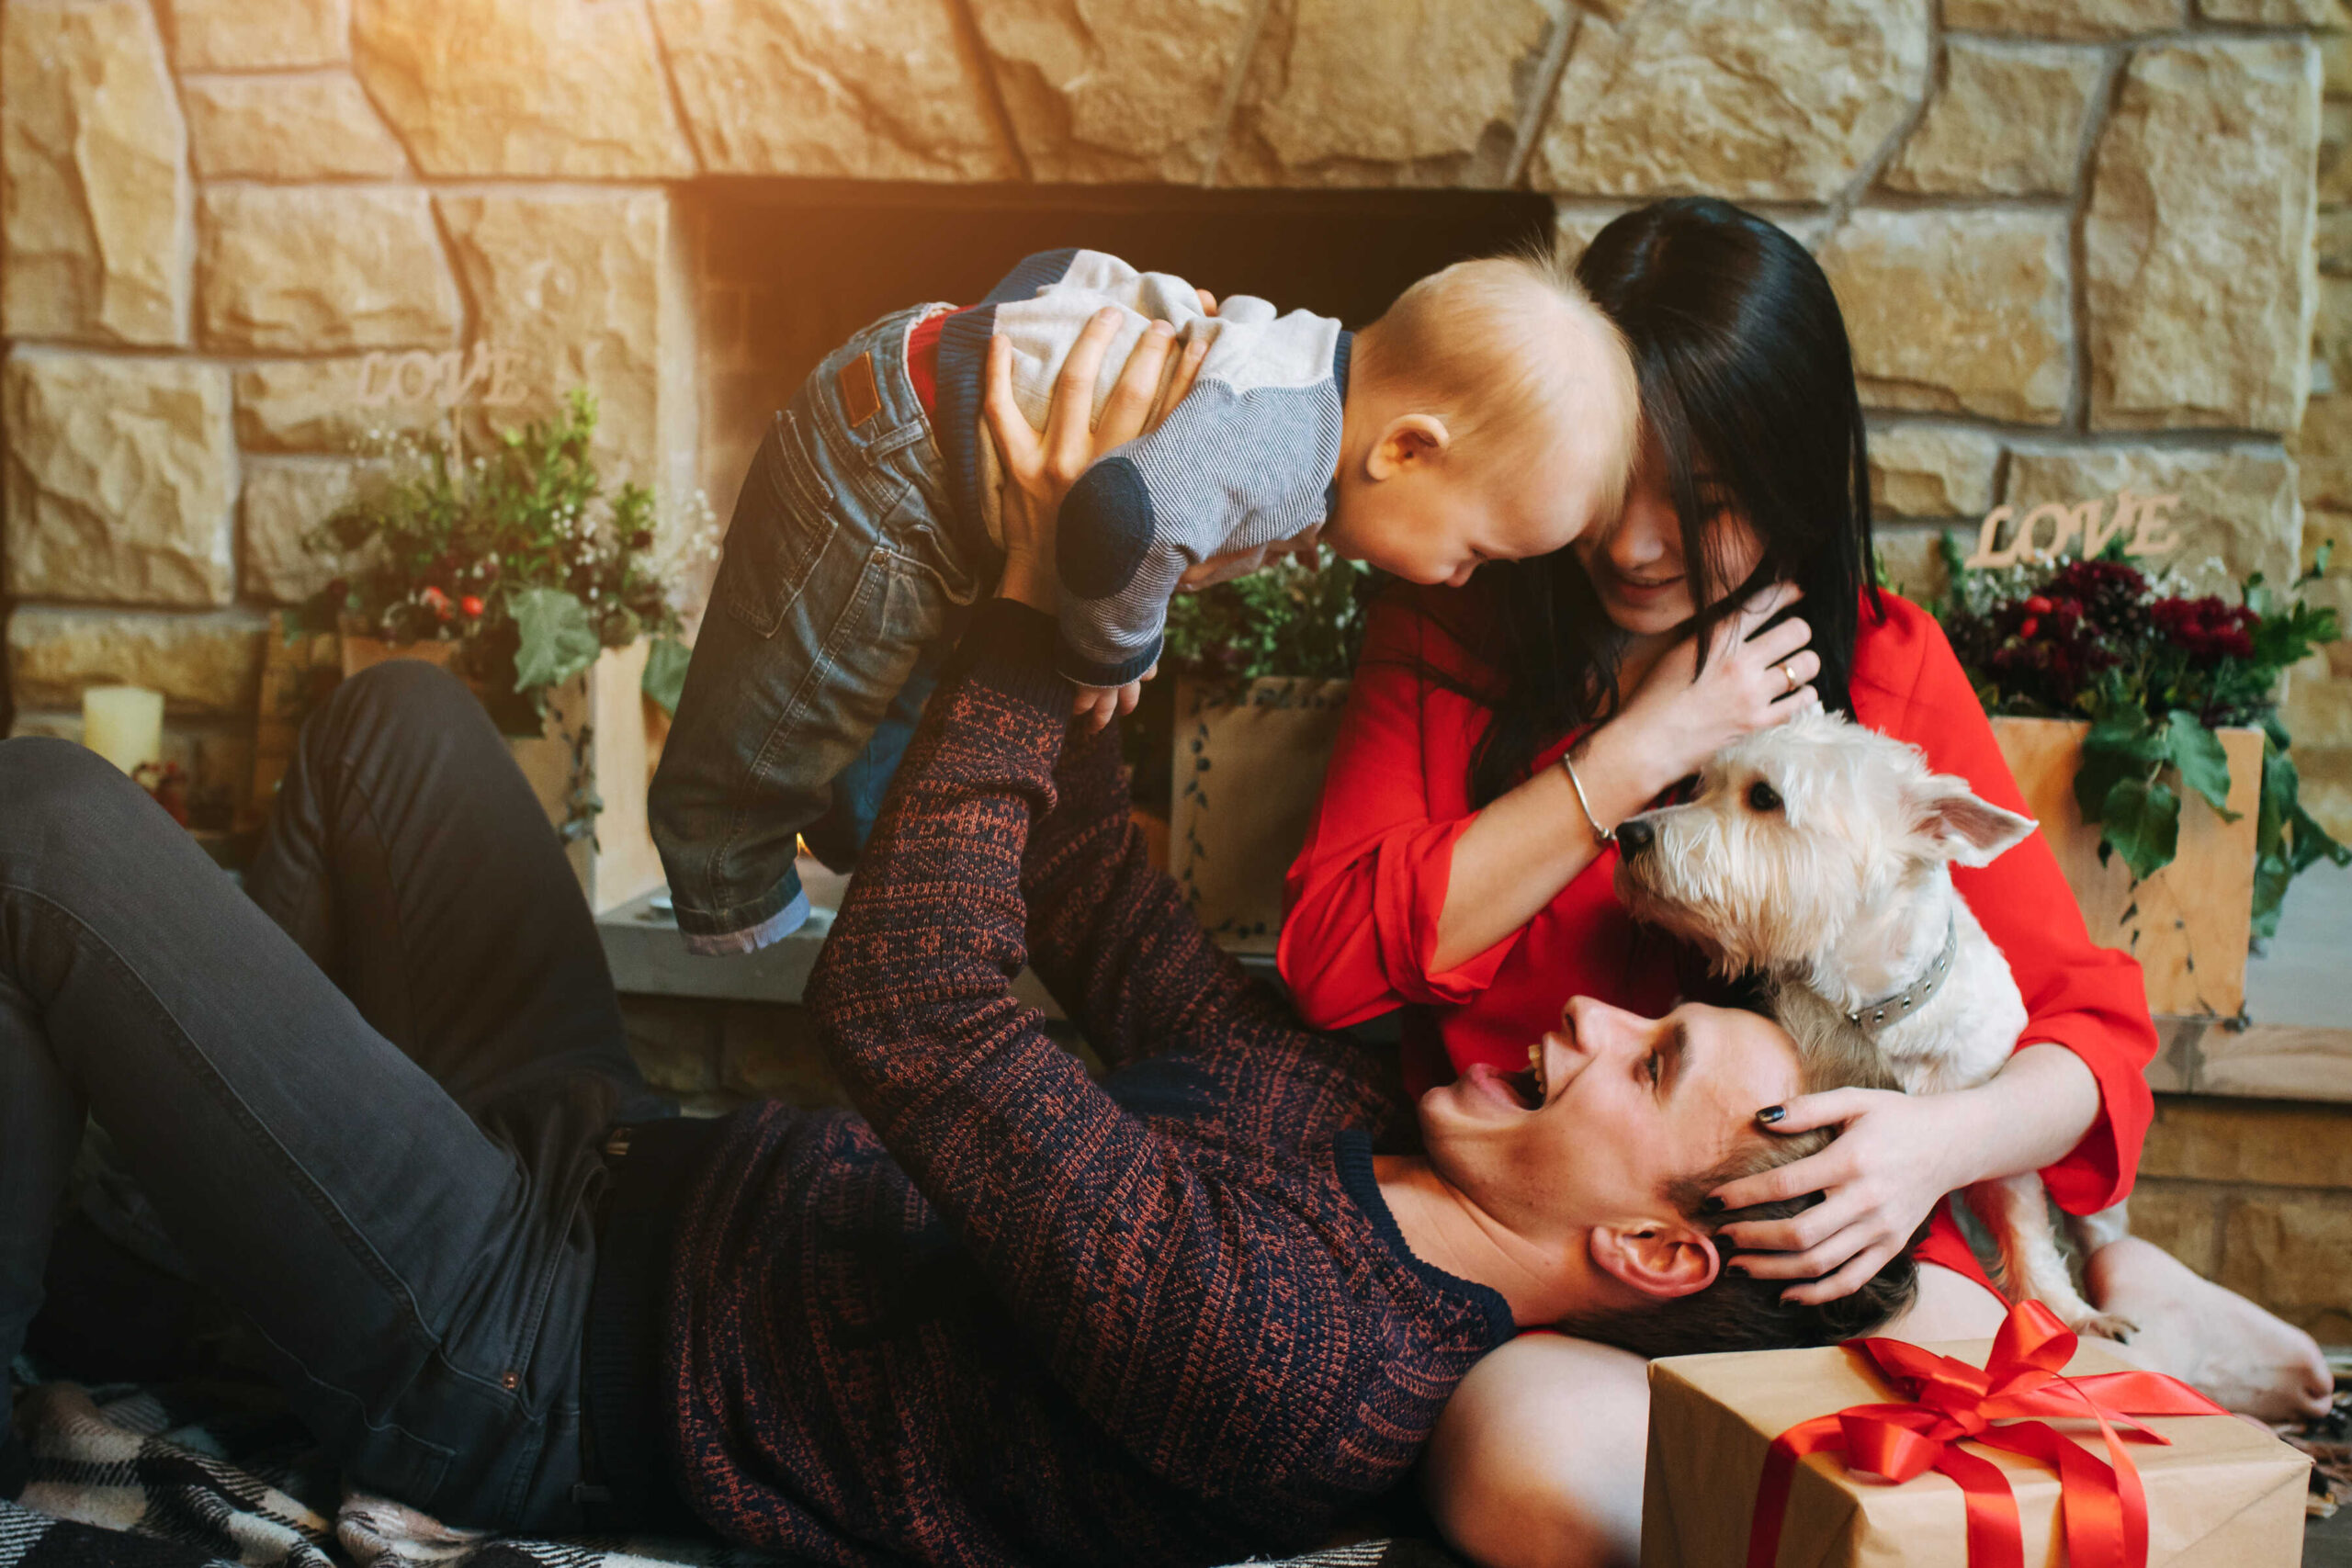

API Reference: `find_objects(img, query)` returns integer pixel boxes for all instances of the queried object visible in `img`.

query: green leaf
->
[511,586,599,693]
[642,634,692,716]
[2099,776,2181,881]
[2075,714,2163,822]
[2251,852,2292,943]
[2161,708,2237,819]
[2289,796,2352,876]
[2257,741,2292,860]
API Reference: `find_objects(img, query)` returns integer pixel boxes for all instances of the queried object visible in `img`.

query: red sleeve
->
[1277,594,1525,1029]
[1852,595,2156,1214]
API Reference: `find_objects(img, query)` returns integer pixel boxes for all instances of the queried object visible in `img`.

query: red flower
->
[459,594,485,619]
[2150,594,2256,660]
[2024,595,2052,615]
[420,585,453,620]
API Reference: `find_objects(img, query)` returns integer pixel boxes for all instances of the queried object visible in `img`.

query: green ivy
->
[1161,554,1380,689]
[291,389,697,733]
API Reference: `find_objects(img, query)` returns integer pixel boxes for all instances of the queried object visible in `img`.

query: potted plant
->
[1160,554,1378,951]
[290,390,718,912]
[1933,538,2346,1016]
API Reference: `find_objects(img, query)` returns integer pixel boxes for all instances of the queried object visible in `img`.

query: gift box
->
[1642,1304,2311,1568]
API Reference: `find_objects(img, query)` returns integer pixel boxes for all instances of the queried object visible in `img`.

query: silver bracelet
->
[1560,752,1615,848]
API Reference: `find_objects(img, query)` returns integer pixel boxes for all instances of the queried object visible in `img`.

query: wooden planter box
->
[1989,715,2264,1018]
[1169,676,1351,953]
[337,635,669,915]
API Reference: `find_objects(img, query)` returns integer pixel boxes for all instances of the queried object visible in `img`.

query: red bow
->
[1744,1300,2228,1568]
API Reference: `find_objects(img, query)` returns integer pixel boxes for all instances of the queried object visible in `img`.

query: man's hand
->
[985,310,1212,615]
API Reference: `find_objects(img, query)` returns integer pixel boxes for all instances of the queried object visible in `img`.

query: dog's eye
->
[1747,780,1783,813]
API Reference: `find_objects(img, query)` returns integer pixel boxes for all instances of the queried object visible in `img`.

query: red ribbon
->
[1743,1300,2228,1568]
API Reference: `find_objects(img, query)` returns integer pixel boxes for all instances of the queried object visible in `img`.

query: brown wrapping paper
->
[1641,1338,2310,1568]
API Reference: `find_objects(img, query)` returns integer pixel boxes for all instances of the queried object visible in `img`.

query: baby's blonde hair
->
[1359,246,1640,513]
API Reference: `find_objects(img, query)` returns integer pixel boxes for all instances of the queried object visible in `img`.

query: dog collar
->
[1847,916,1958,1032]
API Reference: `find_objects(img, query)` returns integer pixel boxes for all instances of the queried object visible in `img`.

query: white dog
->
[1611,707,2132,1338]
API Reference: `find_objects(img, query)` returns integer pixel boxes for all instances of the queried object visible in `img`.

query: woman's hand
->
[1706,1087,1970,1305]
[1707,1040,2100,1304]
[984,307,1211,613]
[1603,583,1819,796]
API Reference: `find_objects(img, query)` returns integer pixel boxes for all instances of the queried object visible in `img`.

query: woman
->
[1275,197,2332,1568]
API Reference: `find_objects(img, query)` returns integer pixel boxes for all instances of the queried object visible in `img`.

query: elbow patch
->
[1058,458,1156,601]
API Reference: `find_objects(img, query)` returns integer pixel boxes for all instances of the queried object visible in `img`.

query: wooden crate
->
[1990,715,2263,1017]
[1169,677,1351,953]
[338,636,669,915]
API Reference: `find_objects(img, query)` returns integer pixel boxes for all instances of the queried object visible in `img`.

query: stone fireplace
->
[6,0,2352,1330]
[6,0,2344,822]
[682,181,1555,561]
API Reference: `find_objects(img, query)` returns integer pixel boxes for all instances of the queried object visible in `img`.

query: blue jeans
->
[650,306,990,954]
[0,663,671,1531]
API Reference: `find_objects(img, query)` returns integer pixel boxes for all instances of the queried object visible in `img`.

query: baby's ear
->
[1911,773,2037,868]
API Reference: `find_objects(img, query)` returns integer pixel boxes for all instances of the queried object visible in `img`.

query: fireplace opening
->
[684,182,1559,528]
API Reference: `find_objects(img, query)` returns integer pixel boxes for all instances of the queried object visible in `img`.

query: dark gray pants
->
[0,661,669,1530]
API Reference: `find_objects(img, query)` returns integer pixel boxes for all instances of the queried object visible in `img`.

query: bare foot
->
[2083,1236,2333,1422]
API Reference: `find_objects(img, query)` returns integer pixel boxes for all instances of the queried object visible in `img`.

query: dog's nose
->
[1616,816,1655,858]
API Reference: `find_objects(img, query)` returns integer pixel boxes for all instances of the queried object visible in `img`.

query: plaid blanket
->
[1,1369,1461,1568]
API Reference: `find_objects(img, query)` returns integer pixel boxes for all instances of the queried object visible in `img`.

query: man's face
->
[1417,997,1804,1248]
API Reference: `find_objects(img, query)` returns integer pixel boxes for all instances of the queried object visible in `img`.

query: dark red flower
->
[2150,594,2257,661]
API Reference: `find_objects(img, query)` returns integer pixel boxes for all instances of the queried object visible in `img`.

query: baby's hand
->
[1072,665,1157,731]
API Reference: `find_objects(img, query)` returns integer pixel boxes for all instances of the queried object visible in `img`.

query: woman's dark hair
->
[1430,197,1882,807]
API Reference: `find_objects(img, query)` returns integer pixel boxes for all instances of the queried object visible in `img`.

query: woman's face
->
[1573,431,1765,637]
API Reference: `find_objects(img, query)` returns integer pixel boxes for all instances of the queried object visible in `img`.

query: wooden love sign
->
[356,342,529,411]
[1963,488,2182,570]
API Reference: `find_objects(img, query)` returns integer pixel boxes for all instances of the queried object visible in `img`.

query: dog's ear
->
[1912,773,2037,867]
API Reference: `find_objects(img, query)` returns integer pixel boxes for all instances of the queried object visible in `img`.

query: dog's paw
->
[2064,1309,2140,1342]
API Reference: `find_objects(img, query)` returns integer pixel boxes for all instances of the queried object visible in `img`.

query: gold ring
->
[1781,660,1800,694]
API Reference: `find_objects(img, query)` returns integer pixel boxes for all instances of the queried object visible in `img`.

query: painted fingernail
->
[1698,1197,1725,1215]
[1756,1105,1786,1124]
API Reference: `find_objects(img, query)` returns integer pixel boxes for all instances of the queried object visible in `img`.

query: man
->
[0,599,1910,1568]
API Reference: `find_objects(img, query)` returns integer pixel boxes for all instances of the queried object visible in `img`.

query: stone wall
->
[0,0,2343,826]
[2132,1093,2352,1341]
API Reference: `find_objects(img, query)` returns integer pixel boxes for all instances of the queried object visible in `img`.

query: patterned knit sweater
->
[662,600,1515,1568]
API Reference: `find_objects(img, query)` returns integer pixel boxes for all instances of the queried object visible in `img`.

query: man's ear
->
[1365,413,1450,481]
[1589,1219,1722,1302]
[1911,773,2036,869]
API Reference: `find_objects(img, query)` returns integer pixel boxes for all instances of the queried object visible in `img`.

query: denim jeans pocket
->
[722,407,838,639]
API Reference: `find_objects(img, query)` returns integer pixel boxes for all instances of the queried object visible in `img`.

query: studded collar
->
[1847,915,1959,1032]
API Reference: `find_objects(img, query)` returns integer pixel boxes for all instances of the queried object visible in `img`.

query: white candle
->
[83,685,164,775]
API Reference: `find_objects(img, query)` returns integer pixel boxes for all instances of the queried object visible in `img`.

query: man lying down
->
[0,598,1911,1568]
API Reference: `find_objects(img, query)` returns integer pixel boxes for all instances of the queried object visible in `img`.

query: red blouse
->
[1278,587,2157,1291]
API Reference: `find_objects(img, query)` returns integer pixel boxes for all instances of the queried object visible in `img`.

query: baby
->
[650,246,1640,955]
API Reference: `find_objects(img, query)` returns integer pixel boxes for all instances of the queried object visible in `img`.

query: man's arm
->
[802,600,1365,1498]
[1020,712,1268,1070]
